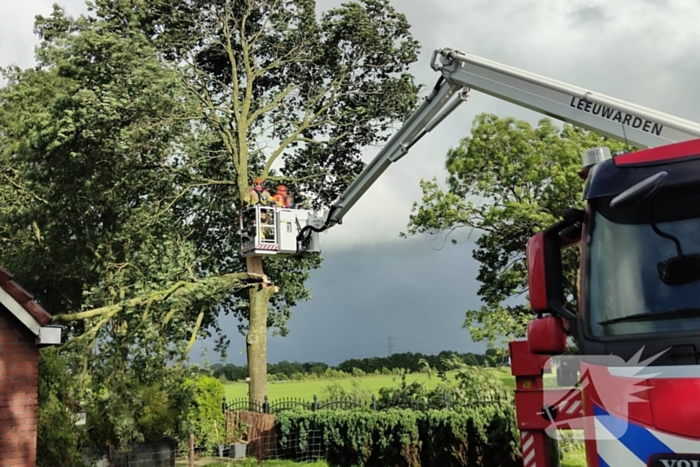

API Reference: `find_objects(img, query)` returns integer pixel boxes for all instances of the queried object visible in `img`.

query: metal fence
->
[82,439,184,467]
[222,393,511,415]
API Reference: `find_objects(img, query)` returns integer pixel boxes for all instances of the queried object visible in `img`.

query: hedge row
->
[274,404,521,467]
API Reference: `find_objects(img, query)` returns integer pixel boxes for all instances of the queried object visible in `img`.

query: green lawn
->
[223,367,566,400]
[224,372,454,400]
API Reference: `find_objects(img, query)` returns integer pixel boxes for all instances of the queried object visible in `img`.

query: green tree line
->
[211,349,502,382]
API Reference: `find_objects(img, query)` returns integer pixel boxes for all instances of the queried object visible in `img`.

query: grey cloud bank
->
[195,235,487,366]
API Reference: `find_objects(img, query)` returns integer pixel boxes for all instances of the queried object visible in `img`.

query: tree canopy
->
[84,0,422,402]
[1,0,422,418]
[403,113,626,350]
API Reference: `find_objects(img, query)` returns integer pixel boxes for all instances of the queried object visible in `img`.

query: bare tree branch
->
[246,84,298,125]
[178,309,205,365]
[261,73,348,178]
[2,173,50,205]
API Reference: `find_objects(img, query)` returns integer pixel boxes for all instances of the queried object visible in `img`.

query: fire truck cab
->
[523,139,700,467]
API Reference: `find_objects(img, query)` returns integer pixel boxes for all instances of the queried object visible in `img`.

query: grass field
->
[224,372,456,400]
[224,367,559,400]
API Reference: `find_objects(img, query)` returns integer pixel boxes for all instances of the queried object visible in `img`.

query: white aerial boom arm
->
[297,48,700,246]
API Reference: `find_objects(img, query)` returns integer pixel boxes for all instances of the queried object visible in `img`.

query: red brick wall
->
[0,309,39,467]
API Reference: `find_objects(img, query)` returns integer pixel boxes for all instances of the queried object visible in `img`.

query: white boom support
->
[313,48,700,235]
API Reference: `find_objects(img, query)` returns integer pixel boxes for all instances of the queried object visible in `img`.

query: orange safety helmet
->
[253,177,264,191]
[276,184,288,194]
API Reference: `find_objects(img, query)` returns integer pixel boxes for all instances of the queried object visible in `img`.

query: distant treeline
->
[211,350,501,383]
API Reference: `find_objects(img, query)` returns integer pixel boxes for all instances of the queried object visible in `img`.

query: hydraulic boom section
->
[291,47,700,253]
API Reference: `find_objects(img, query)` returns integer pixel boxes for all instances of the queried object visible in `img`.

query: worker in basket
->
[244,177,275,206]
[243,177,276,241]
[273,184,293,208]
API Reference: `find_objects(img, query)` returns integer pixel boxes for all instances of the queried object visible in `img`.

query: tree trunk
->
[245,256,274,406]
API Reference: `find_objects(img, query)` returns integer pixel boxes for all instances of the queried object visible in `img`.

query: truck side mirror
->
[526,231,549,312]
[526,208,584,321]
[527,315,567,355]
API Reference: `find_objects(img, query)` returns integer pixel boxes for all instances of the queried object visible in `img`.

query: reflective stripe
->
[594,405,672,462]
[644,425,700,454]
[594,416,646,467]
[593,404,700,464]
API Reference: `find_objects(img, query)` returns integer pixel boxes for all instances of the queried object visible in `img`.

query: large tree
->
[402,114,626,351]
[0,5,265,447]
[89,0,422,403]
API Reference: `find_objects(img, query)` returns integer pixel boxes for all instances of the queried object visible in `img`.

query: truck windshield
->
[587,184,700,337]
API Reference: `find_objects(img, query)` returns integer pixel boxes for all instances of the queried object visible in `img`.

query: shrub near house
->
[181,376,226,450]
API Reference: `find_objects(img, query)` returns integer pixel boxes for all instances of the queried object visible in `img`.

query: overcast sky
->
[4,0,700,366]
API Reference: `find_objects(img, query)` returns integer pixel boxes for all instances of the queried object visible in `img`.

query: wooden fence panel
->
[225,410,277,460]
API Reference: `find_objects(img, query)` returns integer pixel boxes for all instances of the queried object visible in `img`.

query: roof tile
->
[22,300,53,326]
[0,269,53,327]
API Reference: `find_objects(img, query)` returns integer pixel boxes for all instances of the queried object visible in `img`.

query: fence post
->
[222,396,227,414]
[108,445,114,467]
[371,394,377,411]
[313,394,319,411]
[263,395,270,414]
[189,434,194,467]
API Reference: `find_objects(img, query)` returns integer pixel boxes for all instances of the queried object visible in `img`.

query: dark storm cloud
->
[194,235,488,366]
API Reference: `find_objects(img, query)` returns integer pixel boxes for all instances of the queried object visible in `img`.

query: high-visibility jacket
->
[274,193,292,208]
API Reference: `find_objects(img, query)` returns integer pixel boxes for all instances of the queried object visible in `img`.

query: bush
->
[136,383,178,441]
[181,375,225,450]
[276,409,421,466]
[321,380,372,403]
[375,365,511,412]
[37,348,89,467]
[417,406,520,466]
[275,405,520,467]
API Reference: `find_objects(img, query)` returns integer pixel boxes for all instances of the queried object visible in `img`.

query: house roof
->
[0,266,53,326]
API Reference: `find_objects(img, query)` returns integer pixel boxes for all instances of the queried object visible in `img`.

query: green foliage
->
[375,362,511,411]
[558,431,585,456]
[403,114,627,349]
[417,407,520,467]
[321,379,372,403]
[275,406,520,467]
[84,364,198,449]
[37,348,88,467]
[136,384,178,442]
[182,375,227,449]
[447,360,512,402]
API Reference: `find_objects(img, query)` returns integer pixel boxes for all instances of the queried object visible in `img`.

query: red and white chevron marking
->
[521,431,536,467]
[241,244,279,253]
[554,397,583,416]
[254,244,279,250]
[549,386,584,417]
